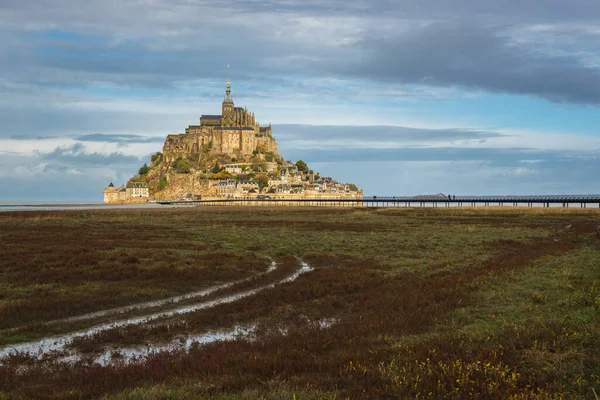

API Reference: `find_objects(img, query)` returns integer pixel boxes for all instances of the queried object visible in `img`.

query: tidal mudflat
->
[0,207,599,399]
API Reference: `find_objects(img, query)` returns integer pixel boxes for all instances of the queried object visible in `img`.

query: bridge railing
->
[154,195,600,208]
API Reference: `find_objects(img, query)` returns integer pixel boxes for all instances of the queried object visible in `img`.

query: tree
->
[296,160,309,173]
[212,163,222,174]
[138,163,150,176]
[157,177,168,191]
[151,152,162,163]
[173,157,191,174]
[256,173,269,190]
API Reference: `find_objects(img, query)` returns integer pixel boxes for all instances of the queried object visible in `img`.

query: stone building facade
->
[163,77,278,164]
[103,182,149,203]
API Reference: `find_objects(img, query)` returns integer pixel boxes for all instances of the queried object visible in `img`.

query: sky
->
[2,0,600,201]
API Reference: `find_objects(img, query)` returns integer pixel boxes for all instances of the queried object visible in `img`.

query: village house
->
[237,180,259,193]
[268,178,284,187]
[224,164,242,175]
[126,182,150,198]
[103,182,149,203]
[217,179,237,197]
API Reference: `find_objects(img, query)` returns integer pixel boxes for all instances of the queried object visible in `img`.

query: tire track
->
[0,261,277,335]
[0,261,313,365]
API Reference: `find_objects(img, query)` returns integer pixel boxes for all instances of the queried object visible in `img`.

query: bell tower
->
[222,65,234,126]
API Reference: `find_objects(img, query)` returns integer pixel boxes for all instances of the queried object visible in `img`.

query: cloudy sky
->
[2,0,600,201]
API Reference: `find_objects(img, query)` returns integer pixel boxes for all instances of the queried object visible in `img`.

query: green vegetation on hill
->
[138,163,150,176]
[151,152,162,163]
[157,176,168,191]
[172,157,191,174]
[295,159,309,173]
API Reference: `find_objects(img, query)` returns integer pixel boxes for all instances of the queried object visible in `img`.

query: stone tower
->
[222,66,234,126]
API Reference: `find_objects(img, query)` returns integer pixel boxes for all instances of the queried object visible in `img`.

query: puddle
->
[0,262,278,337]
[94,325,258,366]
[95,315,338,366]
[64,261,278,323]
[0,262,313,364]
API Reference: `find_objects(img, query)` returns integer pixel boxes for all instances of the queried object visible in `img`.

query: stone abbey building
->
[162,76,278,163]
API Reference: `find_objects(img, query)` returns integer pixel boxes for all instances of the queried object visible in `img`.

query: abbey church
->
[162,75,278,163]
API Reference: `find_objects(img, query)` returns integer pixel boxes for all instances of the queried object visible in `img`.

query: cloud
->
[275,124,505,144]
[333,20,600,105]
[35,143,142,166]
[2,0,600,106]
[74,133,165,144]
[281,145,585,164]
[0,143,146,201]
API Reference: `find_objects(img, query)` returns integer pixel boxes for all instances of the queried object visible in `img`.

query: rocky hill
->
[105,77,362,202]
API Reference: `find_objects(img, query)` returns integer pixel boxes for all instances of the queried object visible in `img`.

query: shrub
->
[173,157,191,174]
[256,173,269,190]
[296,160,309,173]
[209,172,231,180]
[151,152,162,163]
[138,163,150,176]
[157,177,168,191]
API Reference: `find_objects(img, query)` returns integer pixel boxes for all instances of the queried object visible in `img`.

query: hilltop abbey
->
[103,70,363,203]
[162,74,278,164]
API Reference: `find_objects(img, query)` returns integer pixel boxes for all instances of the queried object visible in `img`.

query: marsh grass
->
[0,207,599,399]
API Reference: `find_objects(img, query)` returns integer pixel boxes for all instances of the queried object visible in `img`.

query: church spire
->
[223,64,233,104]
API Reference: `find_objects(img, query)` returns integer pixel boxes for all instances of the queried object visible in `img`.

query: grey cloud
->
[275,124,505,143]
[280,145,596,165]
[37,143,142,166]
[41,163,80,174]
[2,1,600,105]
[75,134,165,144]
[9,135,58,140]
[3,0,600,28]
[0,149,139,202]
[334,20,600,105]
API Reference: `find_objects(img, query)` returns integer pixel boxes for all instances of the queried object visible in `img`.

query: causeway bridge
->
[155,195,600,208]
